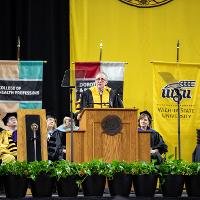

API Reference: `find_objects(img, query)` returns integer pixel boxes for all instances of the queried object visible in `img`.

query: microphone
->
[99,91,103,108]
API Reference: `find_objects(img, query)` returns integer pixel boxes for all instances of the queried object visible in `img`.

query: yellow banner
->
[152,62,200,161]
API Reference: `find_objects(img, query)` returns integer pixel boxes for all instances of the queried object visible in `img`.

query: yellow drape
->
[70,0,200,161]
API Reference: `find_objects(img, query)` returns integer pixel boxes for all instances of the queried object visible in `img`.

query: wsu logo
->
[162,80,195,102]
[119,0,174,8]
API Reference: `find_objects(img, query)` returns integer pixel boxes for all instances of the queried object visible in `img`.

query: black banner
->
[0,80,42,101]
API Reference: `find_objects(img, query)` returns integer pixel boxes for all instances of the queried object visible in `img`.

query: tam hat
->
[139,110,152,121]
[46,113,57,120]
[2,112,17,125]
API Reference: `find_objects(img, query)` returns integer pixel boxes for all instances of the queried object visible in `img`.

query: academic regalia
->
[0,128,17,163]
[192,129,200,162]
[149,129,168,154]
[47,129,64,161]
[138,127,168,164]
[56,124,79,160]
[80,86,123,109]
[12,130,17,143]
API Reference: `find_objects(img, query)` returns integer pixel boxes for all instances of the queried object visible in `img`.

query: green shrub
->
[159,159,189,176]
[0,161,28,176]
[105,160,132,179]
[52,160,81,180]
[27,160,54,181]
[78,159,108,176]
[130,161,158,175]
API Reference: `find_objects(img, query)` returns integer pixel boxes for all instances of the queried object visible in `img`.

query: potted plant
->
[78,160,107,196]
[27,160,55,197]
[185,162,200,197]
[0,161,28,198]
[52,160,81,197]
[106,160,133,197]
[131,161,158,197]
[159,158,188,197]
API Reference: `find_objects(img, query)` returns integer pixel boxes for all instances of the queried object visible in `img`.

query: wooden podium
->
[66,108,150,162]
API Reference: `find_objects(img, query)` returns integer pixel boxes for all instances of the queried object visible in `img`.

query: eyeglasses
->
[96,77,106,81]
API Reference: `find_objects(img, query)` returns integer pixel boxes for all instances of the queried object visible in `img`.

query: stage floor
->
[0,190,198,200]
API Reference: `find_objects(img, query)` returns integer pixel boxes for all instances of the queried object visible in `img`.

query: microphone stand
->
[31,123,39,161]
[61,69,75,162]
[69,87,75,162]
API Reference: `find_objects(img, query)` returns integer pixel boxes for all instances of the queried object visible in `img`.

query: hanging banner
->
[0,60,43,112]
[152,61,200,161]
[75,61,125,101]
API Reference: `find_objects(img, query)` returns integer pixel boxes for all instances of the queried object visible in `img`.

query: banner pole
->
[176,40,180,62]
[17,36,20,61]
[99,41,103,61]
[176,40,181,159]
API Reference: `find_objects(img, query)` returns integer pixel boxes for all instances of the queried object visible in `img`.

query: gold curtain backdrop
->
[70,0,200,161]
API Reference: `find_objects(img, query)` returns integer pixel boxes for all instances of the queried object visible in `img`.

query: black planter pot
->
[133,174,157,197]
[56,175,79,197]
[185,175,200,197]
[108,173,133,197]
[3,175,28,198]
[29,174,55,197]
[82,174,106,196]
[160,175,184,197]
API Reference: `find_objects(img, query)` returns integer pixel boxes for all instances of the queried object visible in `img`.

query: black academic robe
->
[47,129,64,161]
[150,130,168,155]
[80,88,123,109]
[138,128,168,164]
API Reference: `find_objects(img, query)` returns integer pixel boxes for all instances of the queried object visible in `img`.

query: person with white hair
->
[80,72,123,109]
[46,114,64,161]
[75,72,123,123]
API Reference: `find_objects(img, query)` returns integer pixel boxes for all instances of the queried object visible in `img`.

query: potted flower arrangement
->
[131,161,158,197]
[185,162,200,197]
[159,158,188,197]
[0,161,28,198]
[27,160,55,197]
[52,160,81,197]
[78,159,107,196]
[106,160,133,197]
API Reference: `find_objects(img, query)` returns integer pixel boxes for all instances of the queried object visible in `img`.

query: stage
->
[0,191,198,200]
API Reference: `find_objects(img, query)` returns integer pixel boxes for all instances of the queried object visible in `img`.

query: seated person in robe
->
[57,116,79,159]
[0,112,17,163]
[46,114,64,161]
[138,110,168,164]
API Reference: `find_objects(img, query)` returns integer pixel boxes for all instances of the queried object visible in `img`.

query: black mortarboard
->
[139,110,152,120]
[2,112,17,125]
[46,113,57,120]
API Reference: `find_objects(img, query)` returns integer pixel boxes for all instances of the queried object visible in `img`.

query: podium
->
[66,108,150,162]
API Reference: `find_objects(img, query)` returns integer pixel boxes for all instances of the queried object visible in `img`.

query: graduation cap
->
[46,113,57,120]
[2,112,17,125]
[139,110,152,121]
